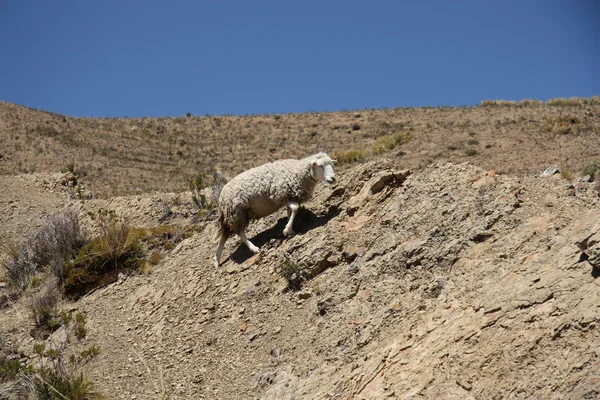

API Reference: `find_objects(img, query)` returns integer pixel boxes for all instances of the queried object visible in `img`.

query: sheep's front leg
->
[283,201,299,237]
[239,231,260,254]
[213,234,228,268]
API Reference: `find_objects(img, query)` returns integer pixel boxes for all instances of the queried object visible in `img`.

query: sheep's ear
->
[312,158,321,166]
[331,159,337,164]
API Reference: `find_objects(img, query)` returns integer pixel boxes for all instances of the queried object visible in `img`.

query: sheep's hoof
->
[249,245,261,254]
[213,257,220,268]
[283,228,296,237]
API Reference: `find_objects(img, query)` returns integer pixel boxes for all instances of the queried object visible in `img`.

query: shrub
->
[517,99,543,107]
[29,209,84,280]
[546,97,584,107]
[465,149,478,157]
[279,257,303,291]
[467,139,479,146]
[188,173,212,211]
[542,113,581,134]
[372,132,412,155]
[480,100,516,107]
[31,337,102,400]
[582,163,598,180]
[30,281,61,334]
[2,210,83,292]
[62,222,144,298]
[1,242,36,291]
[333,149,365,164]
[0,336,33,383]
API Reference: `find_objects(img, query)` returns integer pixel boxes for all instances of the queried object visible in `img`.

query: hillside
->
[1,98,599,197]
[1,158,599,399]
[1,99,600,399]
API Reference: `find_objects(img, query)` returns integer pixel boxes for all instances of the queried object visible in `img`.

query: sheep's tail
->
[214,209,232,241]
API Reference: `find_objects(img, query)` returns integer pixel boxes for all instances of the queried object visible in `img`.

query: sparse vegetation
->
[63,218,143,298]
[279,257,304,291]
[2,97,600,196]
[582,163,598,180]
[333,149,365,164]
[1,307,102,399]
[1,210,83,291]
[546,97,583,107]
[1,240,36,291]
[188,172,214,213]
[30,281,61,334]
[465,149,478,157]
[542,113,581,134]
[480,100,516,107]
[372,132,412,155]
[517,99,543,107]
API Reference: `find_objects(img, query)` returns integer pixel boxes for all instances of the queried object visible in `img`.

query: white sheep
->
[213,152,337,267]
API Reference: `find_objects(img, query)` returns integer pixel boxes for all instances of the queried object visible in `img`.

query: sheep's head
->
[311,153,336,184]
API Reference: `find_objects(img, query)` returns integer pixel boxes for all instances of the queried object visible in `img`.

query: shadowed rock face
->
[1,159,600,399]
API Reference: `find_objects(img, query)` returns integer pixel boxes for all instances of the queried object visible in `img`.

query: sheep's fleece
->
[217,153,332,236]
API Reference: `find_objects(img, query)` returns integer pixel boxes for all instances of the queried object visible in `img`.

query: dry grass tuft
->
[63,222,144,299]
[542,113,582,134]
[480,100,516,107]
[517,99,543,107]
[372,132,412,155]
[333,149,366,164]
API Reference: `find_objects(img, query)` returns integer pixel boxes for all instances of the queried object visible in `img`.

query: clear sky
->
[1,1,598,117]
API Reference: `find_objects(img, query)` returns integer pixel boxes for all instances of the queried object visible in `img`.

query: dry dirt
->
[1,100,600,399]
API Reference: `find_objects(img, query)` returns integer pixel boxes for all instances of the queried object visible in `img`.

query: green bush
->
[279,257,303,291]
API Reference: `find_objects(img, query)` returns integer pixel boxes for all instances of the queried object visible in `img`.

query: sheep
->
[213,152,337,267]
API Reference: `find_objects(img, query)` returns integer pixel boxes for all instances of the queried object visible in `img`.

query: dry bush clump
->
[1,242,36,291]
[29,209,84,279]
[480,100,516,107]
[542,113,582,134]
[63,218,144,299]
[546,97,585,107]
[30,280,61,334]
[517,99,543,107]
[333,149,365,164]
[279,257,304,291]
[582,162,598,180]
[1,210,82,291]
[372,132,412,155]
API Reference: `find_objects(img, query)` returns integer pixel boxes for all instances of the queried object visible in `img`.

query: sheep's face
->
[311,157,336,184]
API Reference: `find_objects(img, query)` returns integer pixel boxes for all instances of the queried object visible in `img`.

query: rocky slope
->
[1,159,599,399]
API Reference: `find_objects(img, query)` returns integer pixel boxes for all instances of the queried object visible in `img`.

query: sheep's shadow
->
[229,205,340,265]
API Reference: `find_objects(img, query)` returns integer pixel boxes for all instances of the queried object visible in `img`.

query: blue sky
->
[0,1,598,117]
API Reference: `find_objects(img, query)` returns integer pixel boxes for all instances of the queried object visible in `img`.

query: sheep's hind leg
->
[239,231,260,254]
[213,234,227,268]
[283,201,299,237]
